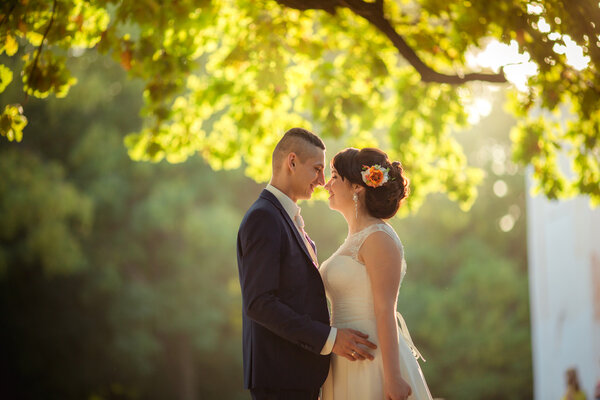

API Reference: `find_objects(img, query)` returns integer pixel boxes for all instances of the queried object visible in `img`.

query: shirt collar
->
[266,184,300,221]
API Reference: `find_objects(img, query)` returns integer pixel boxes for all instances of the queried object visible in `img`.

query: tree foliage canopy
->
[1,0,599,208]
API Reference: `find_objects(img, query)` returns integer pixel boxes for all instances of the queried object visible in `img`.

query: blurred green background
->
[0,50,531,399]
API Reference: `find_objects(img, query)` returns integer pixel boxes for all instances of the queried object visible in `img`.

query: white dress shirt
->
[265,184,337,355]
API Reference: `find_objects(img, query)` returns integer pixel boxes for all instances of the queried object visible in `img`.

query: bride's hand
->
[385,376,412,400]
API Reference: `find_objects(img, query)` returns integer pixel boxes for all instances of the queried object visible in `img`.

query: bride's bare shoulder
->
[358,229,403,267]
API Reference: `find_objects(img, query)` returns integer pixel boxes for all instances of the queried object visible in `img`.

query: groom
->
[237,128,376,400]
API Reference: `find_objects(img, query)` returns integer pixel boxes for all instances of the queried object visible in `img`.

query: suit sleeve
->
[238,208,331,354]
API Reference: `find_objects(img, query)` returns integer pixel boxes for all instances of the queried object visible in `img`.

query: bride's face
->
[324,167,355,213]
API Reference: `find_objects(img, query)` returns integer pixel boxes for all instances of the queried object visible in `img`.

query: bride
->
[320,147,433,400]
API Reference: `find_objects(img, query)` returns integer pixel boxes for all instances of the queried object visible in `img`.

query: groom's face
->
[291,146,326,201]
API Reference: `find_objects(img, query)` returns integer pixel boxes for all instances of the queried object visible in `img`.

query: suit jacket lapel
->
[259,190,317,267]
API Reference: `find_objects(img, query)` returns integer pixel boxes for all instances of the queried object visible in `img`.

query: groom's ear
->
[287,152,297,171]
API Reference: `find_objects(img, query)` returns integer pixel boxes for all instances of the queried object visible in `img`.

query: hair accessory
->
[361,164,392,188]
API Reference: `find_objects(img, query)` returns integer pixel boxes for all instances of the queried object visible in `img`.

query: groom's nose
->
[317,170,325,186]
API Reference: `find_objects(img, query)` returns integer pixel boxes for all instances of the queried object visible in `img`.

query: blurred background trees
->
[0,54,249,399]
[0,49,532,399]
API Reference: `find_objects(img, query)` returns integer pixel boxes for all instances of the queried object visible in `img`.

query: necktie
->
[294,211,319,267]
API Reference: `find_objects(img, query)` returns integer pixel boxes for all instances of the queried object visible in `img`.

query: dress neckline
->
[347,222,388,238]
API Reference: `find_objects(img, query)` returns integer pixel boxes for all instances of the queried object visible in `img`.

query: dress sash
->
[396,312,426,362]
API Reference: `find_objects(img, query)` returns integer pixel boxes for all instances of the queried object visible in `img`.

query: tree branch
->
[0,1,18,30]
[27,0,57,89]
[275,0,337,14]
[274,0,507,84]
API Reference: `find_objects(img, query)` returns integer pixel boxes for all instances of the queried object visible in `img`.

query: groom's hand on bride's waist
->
[332,328,377,361]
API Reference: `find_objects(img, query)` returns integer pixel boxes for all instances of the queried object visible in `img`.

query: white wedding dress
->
[320,223,433,400]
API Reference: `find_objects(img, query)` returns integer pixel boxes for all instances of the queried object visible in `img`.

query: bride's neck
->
[344,211,382,235]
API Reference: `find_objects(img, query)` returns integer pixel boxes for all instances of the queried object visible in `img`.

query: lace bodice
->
[319,223,407,330]
[327,222,407,283]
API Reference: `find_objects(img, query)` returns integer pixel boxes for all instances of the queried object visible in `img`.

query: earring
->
[353,193,358,220]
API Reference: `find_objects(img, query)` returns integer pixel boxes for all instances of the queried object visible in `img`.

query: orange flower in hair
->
[361,164,391,188]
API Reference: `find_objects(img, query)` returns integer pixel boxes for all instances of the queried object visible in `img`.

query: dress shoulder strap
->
[345,223,403,261]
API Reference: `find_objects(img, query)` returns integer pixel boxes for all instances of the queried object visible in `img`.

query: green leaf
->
[0,105,28,143]
[0,64,13,93]
[0,34,18,56]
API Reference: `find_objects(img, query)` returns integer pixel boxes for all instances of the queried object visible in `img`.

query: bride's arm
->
[360,231,412,400]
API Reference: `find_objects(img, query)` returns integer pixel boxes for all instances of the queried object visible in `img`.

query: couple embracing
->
[237,128,433,400]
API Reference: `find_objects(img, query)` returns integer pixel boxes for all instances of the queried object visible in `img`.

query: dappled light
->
[1,0,599,207]
[1,0,599,399]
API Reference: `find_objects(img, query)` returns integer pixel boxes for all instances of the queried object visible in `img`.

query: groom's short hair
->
[272,128,325,168]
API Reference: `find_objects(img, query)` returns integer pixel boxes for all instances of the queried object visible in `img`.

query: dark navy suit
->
[236,189,331,397]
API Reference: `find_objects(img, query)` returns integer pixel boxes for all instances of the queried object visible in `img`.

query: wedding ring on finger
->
[351,351,357,358]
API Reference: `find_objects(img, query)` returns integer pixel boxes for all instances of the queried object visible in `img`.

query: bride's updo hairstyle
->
[332,148,409,219]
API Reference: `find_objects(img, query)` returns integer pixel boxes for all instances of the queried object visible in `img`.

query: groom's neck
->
[269,178,297,203]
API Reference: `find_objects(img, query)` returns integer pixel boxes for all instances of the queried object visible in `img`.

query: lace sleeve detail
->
[342,223,403,261]
[337,223,407,283]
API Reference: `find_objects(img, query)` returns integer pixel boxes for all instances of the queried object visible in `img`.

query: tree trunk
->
[178,334,197,400]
